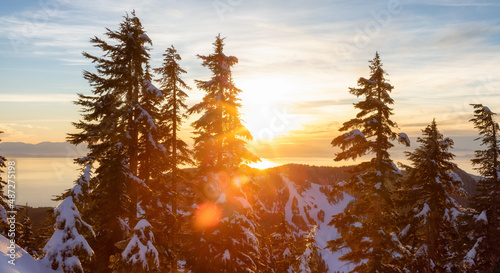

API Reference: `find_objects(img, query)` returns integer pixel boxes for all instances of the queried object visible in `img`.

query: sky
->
[1,0,500,173]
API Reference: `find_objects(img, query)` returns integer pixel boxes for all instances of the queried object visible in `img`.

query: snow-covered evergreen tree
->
[185,180,261,273]
[68,11,165,271]
[154,45,193,272]
[270,213,300,272]
[296,226,329,273]
[42,192,94,273]
[462,104,500,271]
[111,219,160,273]
[267,216,328,273]
[399,120,466,272]
[327,52,410,272]
[186,34,261,272]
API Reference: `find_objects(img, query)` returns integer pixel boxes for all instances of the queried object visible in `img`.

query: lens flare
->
[194,202,222,230]
[232,175,250,187]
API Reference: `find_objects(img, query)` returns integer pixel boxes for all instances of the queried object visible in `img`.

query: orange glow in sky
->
[248,158,276,170]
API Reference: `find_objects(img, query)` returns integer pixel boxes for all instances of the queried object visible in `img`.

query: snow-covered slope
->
[281,174,354,271]
[255,164,477,272]
[254,164,355,272]
[0,235,60,273]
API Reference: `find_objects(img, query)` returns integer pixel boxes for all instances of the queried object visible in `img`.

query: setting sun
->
[238,77,300,142]
[249,158,277,170]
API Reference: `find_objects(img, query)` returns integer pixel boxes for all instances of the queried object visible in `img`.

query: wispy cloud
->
[1,0,500,164]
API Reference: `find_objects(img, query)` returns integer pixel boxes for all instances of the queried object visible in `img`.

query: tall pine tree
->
[68,12,165,272]
[186,34,260,272]
[463,104,500,271]
[399,120,465,272]
[327,52,409,272]
[154,45,193,272]
[188,34,258,172]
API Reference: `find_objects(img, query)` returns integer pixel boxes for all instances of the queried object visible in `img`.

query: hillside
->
[0,235,59,273]
[19,164,477,272]
[251,164,477,272]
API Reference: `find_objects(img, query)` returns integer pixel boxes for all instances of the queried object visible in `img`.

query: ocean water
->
[3,158,78,207]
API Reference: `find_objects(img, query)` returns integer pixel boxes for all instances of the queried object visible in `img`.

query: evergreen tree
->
[186,34,260,272]
[52,163,95,271]
[154,45,193,272]
[296,226,329,273]
[188,34,258,171]
[35,208,56,259]
[111,219,159,273]
[463,104,500,271]
[255,226,274,273]
[327,52,409,272]
[68,12,165,271]
[270,213,300,272]
[18,206,37,257]
[399,120,465,272]
[42,192,94,273]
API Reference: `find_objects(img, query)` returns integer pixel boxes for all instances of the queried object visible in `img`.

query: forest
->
[0,11,499,273]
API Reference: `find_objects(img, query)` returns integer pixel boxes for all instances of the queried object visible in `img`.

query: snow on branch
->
[140,33,152,44]
[360,77,376,85]
[42,196,94,273]
[121,219,159,271]
[144,80,163,98]
[416,203,430,220]
[344,129,366,141]
[476,210,488,223]
[398,132,410,146]
[463,237,483,267]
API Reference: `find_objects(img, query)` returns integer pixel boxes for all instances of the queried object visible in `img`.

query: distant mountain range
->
[0,142,88,158]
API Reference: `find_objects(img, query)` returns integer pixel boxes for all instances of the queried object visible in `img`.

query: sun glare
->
[249,158,277,170]
[238,77,297,142]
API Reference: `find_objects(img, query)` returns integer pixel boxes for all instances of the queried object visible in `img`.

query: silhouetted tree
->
[188,34,258,172]
[186,34,260,272]
[68,11,165,271]
[154,45,193,272]
[327,52,409,272]
[399,120,465,272]
[462,104,500,271]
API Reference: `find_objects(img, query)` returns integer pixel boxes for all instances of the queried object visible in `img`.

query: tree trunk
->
[171,81,179,273]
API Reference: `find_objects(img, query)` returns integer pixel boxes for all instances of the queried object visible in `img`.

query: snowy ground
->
[0,235,60,273]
